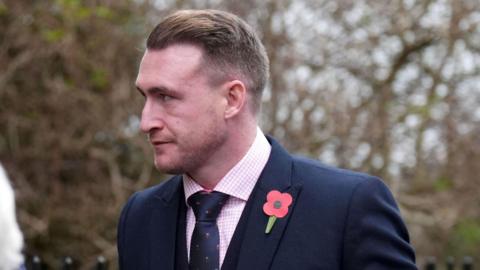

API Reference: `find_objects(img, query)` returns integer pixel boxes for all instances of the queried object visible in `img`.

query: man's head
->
[146,9,269,113]
[136,10,269,183]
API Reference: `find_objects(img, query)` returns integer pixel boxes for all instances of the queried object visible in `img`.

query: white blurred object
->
[0,164,24,270]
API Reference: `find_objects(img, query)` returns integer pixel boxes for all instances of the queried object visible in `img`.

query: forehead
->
[136,44,206,88]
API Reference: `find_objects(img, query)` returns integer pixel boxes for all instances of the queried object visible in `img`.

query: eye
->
[146,87,177,102]
[161,94,173,102]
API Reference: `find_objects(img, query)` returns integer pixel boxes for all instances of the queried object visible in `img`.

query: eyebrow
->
[136,86,179,97]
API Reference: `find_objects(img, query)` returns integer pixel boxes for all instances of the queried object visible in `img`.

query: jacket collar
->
[149,175,184,270]
[233,136,303,270]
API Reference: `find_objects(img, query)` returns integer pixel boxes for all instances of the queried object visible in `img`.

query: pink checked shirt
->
[183,127,271,267]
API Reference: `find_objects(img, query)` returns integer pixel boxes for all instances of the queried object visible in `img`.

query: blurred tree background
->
[1,0,479,268]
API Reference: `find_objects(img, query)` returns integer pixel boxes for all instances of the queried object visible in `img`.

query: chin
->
[154,160,184,175]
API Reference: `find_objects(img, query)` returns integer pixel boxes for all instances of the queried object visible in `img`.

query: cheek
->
[168,97,225,133]
[205,98,226,121]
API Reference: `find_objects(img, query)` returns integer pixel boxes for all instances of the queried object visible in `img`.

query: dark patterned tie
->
[188,191,229,270]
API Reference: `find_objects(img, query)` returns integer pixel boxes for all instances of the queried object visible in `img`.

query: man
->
[0,164,24,270]
[117,9,417,270]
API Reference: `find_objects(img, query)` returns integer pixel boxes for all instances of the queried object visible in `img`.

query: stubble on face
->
[155,108,228,177]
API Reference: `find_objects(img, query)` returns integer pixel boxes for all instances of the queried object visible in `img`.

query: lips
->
[148,133,173,147]
[150,140,172,146]
[150,141,172,154]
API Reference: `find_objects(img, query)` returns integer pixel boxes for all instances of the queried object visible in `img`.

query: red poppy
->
[263,190,293,218]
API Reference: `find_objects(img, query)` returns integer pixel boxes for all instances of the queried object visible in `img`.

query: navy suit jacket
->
[117,138,417,269]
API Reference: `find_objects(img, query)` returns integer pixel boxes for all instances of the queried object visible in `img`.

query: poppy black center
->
[273,200,282,209]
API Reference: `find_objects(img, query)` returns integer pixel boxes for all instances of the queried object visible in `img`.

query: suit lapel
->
[148,176,184,270]
[235,138,303,270]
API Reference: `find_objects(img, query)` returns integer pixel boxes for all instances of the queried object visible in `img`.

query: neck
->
[188,120,258,190]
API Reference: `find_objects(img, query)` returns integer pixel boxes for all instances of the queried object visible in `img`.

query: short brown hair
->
[146,9,269,112]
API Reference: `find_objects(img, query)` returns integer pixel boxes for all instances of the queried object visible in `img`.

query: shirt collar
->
[183,127,271,204]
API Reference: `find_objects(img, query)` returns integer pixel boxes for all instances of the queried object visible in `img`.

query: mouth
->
[150,140,172,146]
[150,141,172,153]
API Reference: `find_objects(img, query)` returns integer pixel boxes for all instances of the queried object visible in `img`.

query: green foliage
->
[90,68,108,89]
[54,0,116,23]
[456,220,480,247]
[449,219,480,256]
[55,0,89,20]
[57,0,81,7]
[75,7,92,20]
[41,28,65,43]
[434,176,453,192]
[0,2,7,16]
[95,6,114,20]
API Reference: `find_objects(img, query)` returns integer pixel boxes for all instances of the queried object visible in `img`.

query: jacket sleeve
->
[342,177,417,270]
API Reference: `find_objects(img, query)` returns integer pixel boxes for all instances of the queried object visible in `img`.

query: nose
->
[140,100,164,133]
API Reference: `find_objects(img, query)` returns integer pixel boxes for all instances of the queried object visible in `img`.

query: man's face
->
[135,44,229,175]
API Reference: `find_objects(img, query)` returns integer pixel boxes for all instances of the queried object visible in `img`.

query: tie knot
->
[188,191,229,222]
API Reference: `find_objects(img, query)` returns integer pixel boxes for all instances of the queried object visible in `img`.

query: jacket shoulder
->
[291,155,383,190]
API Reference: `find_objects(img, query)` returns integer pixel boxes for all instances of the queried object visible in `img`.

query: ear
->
[223,80,247,119]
